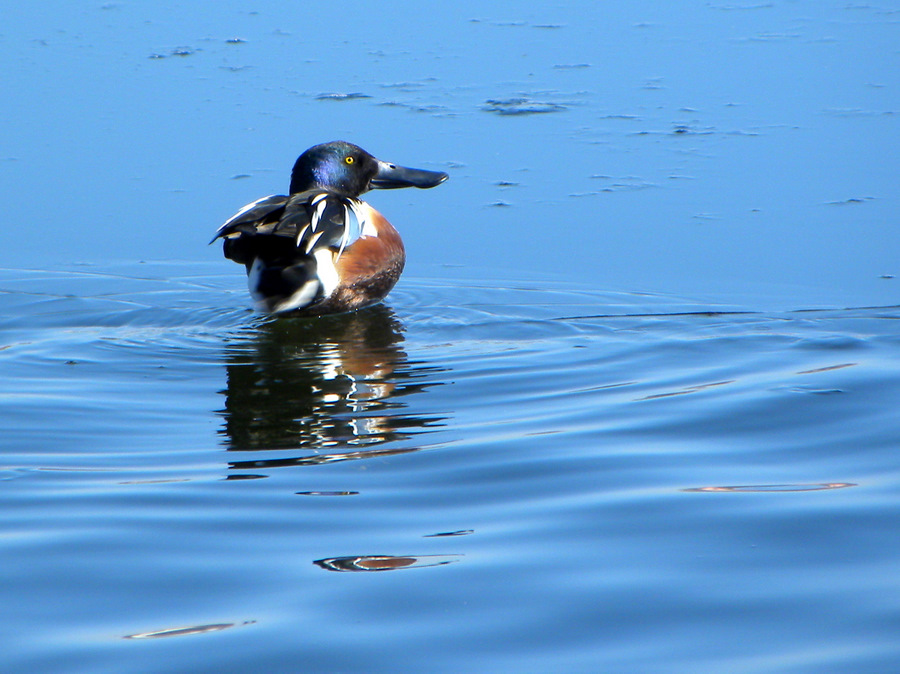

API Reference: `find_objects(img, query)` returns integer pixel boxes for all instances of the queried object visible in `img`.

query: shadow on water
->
[217,303,448,473]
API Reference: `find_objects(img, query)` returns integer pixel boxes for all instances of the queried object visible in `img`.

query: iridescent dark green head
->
[289,141,448,196]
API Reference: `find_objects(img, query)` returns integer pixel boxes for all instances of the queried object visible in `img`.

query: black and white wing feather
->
[209,194,290,242]
[211,190,368,256]
[298,192,368,260]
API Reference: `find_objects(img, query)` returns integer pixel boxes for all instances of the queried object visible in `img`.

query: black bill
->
[370,160,449,190]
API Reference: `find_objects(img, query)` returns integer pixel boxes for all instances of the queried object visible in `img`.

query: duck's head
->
[289,141,448,197]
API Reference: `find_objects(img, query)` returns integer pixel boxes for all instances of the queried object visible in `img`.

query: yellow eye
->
[345,156,355,165]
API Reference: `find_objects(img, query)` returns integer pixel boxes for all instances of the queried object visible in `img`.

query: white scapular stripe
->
[310,196,328,234]
[313,247,340,297]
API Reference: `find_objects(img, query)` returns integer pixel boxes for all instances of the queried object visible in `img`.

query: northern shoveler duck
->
[211,141,448,315]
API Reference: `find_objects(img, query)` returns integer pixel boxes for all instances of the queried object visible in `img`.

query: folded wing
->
[211,190,372,313]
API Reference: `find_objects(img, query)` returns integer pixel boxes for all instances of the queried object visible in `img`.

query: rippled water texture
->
[3,264,900,672]
[3,2,900,673]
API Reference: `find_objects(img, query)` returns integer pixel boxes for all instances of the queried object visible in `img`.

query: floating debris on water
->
[482,98,567,115]
[671,123,716,135]
[424,530,474,537]
[590,175,658,192]
[826,196,874,205]
[315,92,372,101]
[378,101,452,115]
[149,46,197,59]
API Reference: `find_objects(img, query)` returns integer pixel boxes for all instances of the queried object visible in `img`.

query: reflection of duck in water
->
[211,141,448,315]
[219,305,446,464]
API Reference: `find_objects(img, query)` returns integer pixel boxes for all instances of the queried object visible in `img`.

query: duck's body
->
[212,141,447,316]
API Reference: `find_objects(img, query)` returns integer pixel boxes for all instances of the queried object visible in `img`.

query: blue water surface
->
[2,2,899,673]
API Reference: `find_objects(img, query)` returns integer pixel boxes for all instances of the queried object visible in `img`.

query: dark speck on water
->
[2,2,900,673]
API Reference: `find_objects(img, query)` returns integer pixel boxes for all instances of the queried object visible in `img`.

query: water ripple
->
[3,263,900,674]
